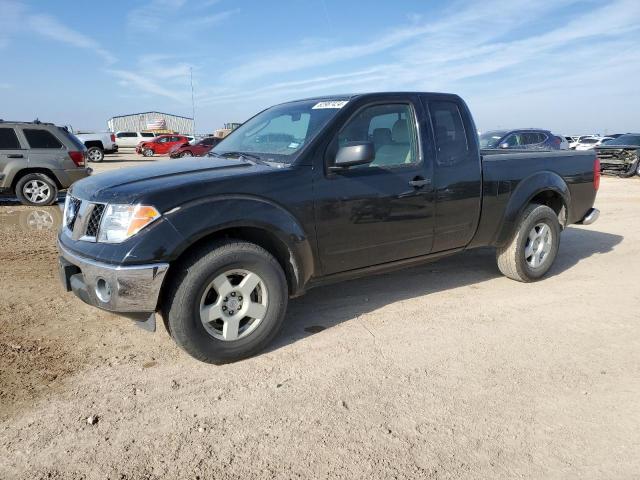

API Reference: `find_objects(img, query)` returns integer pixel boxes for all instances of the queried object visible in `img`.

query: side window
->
[338,103,418,169]
[0,128,21,149]
[521,133,536,145]
[117,132,136,138]
[141,132,155,137]
[430,101,469,165]
[23,129,63,149]
[503,134,520,147]
[158,137,169,143]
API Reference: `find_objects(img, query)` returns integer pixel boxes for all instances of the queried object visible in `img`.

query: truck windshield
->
[602,134,640,146]
[211,99,347,163]
[479,131,507,148]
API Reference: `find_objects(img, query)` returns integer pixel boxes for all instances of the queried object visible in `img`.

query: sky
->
[0,0,639,135]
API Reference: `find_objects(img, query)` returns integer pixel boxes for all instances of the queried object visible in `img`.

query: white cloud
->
[27,14,116,64]
[108,69,187,103]
[0,0,25,48]
[128,0,236,31]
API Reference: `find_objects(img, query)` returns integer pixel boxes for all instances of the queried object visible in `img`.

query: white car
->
[574,137,613,151]
[115,131,158,148]
[569,135,601,149]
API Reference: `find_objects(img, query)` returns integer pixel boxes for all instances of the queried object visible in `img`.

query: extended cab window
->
[117,132,137,138]
[23,129,63,149]
[0,128,21,149]
[338,103,418,168]
[141,132,155,137]
[430,101,468,165]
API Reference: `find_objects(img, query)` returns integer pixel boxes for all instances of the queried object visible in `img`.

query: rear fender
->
[495,171,570,246]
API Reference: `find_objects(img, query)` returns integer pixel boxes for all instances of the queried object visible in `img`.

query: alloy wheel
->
[199,269,268,341]
[524,222,552,268]
[23,180,51,204]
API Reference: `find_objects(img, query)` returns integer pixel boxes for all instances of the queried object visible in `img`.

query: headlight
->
[97,204,160,243]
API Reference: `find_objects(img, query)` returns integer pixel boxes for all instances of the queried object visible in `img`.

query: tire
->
[86,147,104,163]
[496,204,561,282]
[162,239,288,364]
[180,151,193,157]
[15,173,58,206]
[143,148,154,157]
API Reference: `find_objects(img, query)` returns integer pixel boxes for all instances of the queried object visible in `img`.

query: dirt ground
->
[1,176,639,479]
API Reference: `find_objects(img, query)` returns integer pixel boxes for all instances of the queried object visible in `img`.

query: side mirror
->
[499,142,509,149]
[330,141,375,171]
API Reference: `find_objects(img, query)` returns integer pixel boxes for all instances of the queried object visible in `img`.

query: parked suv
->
[0,121,91,205]
[115,131,157,149]
[479,129,562,150]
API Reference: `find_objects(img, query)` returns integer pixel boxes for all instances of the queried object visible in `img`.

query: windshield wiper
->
[215,151,262,161]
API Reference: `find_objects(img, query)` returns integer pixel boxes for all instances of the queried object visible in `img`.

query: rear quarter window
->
[0,128,21,149]
[430,101,469,165]
[23,129,63,149]
[57,127,86,150]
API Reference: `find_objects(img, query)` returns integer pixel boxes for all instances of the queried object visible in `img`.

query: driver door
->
[314,98,435,275]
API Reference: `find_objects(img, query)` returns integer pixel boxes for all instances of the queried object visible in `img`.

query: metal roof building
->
[107,111,194,135]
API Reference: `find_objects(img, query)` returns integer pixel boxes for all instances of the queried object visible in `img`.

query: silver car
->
[0,121,91,205]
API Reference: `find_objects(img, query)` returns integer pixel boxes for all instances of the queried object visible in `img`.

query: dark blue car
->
[479,129,563,150]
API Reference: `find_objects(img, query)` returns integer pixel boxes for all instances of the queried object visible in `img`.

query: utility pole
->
[190,67,196,138]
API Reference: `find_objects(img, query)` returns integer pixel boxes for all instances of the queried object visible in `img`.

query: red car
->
[169,136,222,158]
[136,134,189,157]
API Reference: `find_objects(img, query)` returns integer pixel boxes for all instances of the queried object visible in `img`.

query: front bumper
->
[57,240,169,322]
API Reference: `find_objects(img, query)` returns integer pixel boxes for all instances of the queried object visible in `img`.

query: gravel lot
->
[0,168,639,479]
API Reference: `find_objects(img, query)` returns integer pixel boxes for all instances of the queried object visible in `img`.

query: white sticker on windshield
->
[312,100,349,109]
[288,142,300,149]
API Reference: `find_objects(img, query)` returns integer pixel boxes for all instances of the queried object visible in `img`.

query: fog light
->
[95,278,112,303]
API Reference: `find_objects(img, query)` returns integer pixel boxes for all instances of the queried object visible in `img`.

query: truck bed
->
[469,149,598,248]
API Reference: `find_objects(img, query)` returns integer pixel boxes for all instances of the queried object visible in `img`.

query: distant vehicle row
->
[115,131,196,149]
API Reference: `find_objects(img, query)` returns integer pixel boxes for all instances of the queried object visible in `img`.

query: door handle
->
[409,177,430,188]
[7,154,24,159]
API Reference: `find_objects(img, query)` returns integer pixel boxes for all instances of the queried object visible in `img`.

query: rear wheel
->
[162,240,288,364]
[496,204,561,282]
[15,173,58,206]
[86,147,104,162]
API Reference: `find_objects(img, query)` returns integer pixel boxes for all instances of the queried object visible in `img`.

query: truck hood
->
[70,156,276,207]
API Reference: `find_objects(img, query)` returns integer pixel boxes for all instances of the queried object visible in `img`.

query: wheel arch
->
[495,171,570,246]
[83,140,104,150]
[11,167,62,190]
[162,196,316,298]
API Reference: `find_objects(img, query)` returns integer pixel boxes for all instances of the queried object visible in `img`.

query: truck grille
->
[596,148,639,176]
[64,196,106,241]
[85,204,105,238]
[65,196,82,231]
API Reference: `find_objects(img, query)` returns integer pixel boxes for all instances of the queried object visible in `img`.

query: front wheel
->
[142,148,154,157]
[496,204,561,282]
[162,240,288,364]
[180,151,193,157]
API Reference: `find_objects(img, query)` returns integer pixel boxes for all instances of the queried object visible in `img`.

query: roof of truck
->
[274,91,462,106]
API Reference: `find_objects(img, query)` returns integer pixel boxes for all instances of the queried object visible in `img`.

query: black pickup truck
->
[58,92,600,363]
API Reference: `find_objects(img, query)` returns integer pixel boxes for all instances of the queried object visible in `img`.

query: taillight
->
[68,150,85,167]
[594,157,600,191]
[110,133,116,142]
